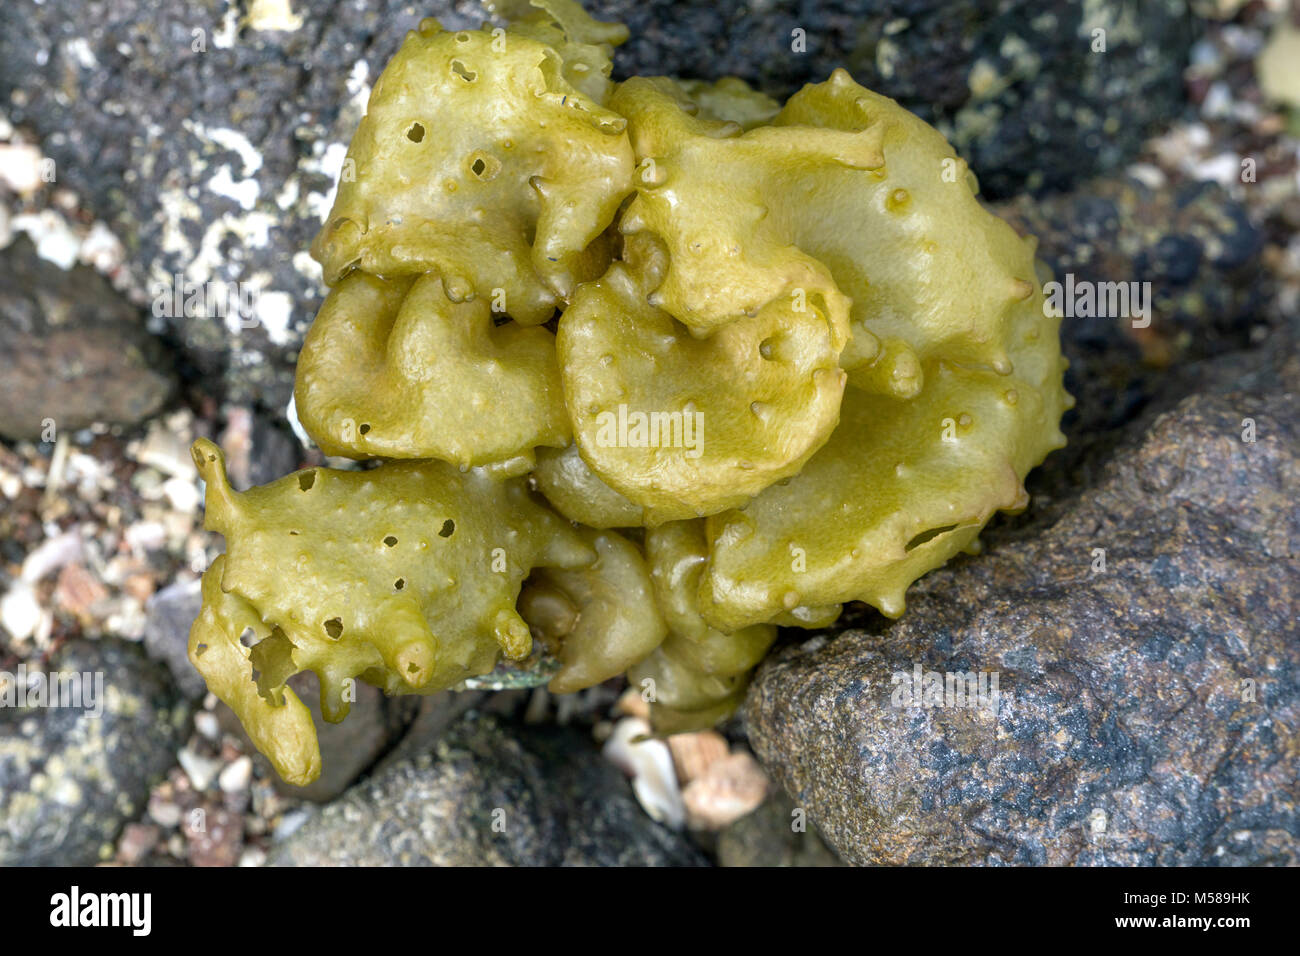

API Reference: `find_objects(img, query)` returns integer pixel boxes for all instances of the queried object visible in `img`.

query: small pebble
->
[178,747,222,792]
[218,755,253,794]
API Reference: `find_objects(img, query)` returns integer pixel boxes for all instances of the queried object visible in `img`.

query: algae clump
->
[190,0,1070,783]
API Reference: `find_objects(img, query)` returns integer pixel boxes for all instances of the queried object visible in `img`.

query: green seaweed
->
[189,0,1069,783]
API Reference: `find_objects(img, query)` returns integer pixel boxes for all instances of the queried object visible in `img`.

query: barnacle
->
[189,1,1070,782]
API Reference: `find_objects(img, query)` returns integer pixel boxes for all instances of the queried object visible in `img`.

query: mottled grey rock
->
[0,0,1194,410]
[747,362,1300,865]
[268,712,707,865]
[143,578,206,699]
[716,796,844,867]
[0,638,190,866]
[0,237,173,440]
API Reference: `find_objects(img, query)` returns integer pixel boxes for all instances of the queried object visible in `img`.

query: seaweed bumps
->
[188,0,1070,784]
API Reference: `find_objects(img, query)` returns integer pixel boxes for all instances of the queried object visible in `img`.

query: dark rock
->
[0,638,190,866]
[243,412,302,487]
[995,176,1265,371]
[217,407,303,489]
[0,1,1193,410]
[747,360,1300,865]
[267,712,708,865]
[716,796,844,867]
[143,578,206,699]
[598,0,1195,197]
[990,175,1269,502]
[0,237,173,440]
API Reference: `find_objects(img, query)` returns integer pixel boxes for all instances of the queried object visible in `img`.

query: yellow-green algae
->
[190,0,1069,783]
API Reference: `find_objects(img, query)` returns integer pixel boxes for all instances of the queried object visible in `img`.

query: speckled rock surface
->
[0,0,1194,410]
[600,0,1196,198]
[0,0,453,409]
[997,176,1264,364]
[747,352,1300,865]
[0,237,173,440]
[267,712,707,866]
[0,638,190,866]
[990,175,1268,501]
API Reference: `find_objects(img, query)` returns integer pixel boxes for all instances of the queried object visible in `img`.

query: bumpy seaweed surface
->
[190,0,1069,784]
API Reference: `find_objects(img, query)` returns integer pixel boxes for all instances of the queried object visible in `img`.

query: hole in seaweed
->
[905,524,958,552]
[395,578,405,590]
[289,530,299,536]
[194,643,208,657]
[439,519,455,538]
[298,470,316,491]
[406,122,425,143]
[454,31,470,42]
[451,59,476,82]
[359,423,371,435]
[238,627,258,648]
[467,151,501,181]
[407,662,421,674]
[384,535,398,547]
[324,618,344,639]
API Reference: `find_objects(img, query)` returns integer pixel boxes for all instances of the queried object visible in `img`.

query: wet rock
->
[0,236,173,440]
[716,796,845,867]
[267,712,707,865]
[0,638,190,865]
[747,362,1300,865]
[996,176,1265,366]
